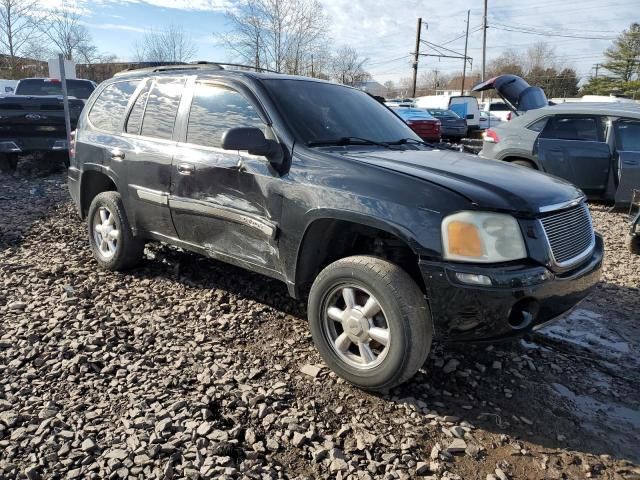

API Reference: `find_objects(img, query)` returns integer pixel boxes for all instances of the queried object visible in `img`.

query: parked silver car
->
[479,102,640,204]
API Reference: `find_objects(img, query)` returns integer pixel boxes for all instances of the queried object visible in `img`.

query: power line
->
[490,24,615,40]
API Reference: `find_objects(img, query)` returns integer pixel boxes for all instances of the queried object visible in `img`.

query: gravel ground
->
[1,172,639,480]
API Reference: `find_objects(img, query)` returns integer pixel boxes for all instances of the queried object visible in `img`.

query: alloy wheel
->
[322,284,391,369]
[93,206,120,259]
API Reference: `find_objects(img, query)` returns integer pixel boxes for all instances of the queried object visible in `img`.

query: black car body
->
[68,64,603,391]
[0,78,95,170]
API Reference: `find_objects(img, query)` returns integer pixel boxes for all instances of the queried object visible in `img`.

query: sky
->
[50,0,639,86]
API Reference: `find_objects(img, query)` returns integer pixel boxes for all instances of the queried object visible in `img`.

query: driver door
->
[169,80,282,274]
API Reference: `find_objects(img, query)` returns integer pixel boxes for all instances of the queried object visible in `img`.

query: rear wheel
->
[627,233,640,255]
[308,255,432,392]
[510,159,536,169]
[87,191,144,270]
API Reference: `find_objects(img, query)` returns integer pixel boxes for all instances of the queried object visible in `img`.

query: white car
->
[479,111,502,129]
[483,101,512,122]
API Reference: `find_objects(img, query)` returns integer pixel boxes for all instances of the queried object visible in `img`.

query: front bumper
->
[420,234,604,342]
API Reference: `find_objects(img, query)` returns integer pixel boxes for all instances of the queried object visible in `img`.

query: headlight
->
[442,211,527,262]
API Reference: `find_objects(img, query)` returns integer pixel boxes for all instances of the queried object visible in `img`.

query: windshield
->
[263,79,420,145]
[16,79,95,99]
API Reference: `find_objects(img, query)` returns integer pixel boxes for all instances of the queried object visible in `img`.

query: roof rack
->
[114,61,281,77]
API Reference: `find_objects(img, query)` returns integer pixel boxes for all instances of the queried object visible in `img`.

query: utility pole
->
[412,17,422,98]
[461,9,470,95]
[593,63,600,79]
[311,54,314,77]
[481,0,488,102]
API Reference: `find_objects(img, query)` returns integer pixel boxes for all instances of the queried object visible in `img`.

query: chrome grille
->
[540,203,595,267]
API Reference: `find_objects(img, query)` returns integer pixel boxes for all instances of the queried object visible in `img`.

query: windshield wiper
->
[307,136,397,149]
[388,138,429,146]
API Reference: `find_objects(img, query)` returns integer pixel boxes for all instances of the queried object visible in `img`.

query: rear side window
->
[614,119,640,151]
[140,77,186,140]
[527,117,548,133]
[540,116,604,142]
[186,83,264,148]
[89,81,140,132]
[125,81,151,135]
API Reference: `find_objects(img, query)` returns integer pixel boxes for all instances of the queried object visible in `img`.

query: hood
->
[342,148,583,214]
[472,74,548,112]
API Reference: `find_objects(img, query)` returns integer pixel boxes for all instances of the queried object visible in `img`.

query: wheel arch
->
[79,167,119,219]
[502,155,540,169]
[292,211,427,299]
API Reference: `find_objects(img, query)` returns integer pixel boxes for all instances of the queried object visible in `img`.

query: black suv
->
[68,64,603,391]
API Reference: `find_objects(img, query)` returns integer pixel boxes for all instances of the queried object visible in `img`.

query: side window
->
[527,117,548,133]
[186,83,264,148]
[140,77,186,140]
[540,116,603,142]
[614,119,640,151]
[88,80,140,132]
[125,81,151,135]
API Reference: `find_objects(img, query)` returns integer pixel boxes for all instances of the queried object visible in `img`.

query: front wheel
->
[627,233,640,255]
[308,256,432,392]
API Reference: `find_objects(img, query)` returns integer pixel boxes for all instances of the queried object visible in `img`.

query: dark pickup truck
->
[0,78,94,172]
[69,64,603,391]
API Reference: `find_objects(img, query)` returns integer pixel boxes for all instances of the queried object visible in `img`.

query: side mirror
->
[221,127,276,158]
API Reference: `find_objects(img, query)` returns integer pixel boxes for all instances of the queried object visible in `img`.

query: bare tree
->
[219,0,329,74]
[0,0,40,76]
[524,41,556,73]
[133,24,197,63]
[40,2,93,60]
[487,48,524,77]
[330,46,369,86]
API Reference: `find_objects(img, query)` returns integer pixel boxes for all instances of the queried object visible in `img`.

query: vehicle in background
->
[15,78,96,101]
[385,99,414,108]
[426,108,467,139]
[0,79,17,94]
[478,111,503,130]
[414,95,480,132]
[69,63,602,391]
[472,75,548,116]
[628,190,640,254]
[479,103,640,205]
[0,78,94,172]
[392,107,441,142]
[482,101,513,122]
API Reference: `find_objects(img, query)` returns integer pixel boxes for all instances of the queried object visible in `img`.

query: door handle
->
[111,149,125,161]
[177,163,195,175]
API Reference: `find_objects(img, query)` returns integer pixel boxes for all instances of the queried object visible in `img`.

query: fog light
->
[455,272,492,286]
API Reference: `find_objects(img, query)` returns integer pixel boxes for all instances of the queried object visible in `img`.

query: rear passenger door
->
[535,115,610,195]
[122,76,186,238]
[169,80,281,274]
[613,118,640,204]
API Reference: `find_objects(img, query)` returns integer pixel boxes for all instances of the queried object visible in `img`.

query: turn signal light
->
[446,221,483,257]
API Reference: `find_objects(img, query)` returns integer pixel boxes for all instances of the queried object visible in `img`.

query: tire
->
[308,255,432,392]
[510,159,536,169]
[0,154,18,173]
[87,191,144,270]
[627,233,640,255]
